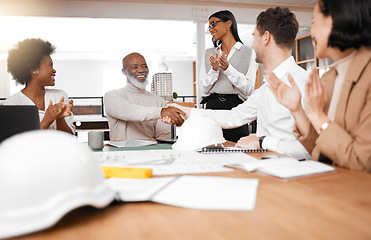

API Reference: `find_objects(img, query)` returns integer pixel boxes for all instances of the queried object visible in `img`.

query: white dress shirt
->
[193,56,311,159]
[199,42,258,100]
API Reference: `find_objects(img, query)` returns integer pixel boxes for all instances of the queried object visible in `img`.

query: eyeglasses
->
[208,20,223,31]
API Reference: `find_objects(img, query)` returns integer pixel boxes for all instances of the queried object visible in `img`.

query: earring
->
[33,70,38,75]
[227,28,230,31]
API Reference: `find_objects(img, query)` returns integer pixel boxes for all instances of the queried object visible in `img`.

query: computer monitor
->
[0,105,41,143]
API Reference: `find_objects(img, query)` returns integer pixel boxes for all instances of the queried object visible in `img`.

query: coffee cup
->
[88,131,104,150]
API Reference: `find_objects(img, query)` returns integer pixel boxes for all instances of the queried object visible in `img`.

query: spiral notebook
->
[198,146,267,153]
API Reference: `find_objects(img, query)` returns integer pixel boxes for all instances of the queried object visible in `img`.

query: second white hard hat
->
[172,111,225,151]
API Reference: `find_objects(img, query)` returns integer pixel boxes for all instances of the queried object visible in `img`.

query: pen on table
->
[261,155,306,161]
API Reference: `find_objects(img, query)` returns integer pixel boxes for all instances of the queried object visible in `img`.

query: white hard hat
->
[172,111,225,151]
[0,130,115,239]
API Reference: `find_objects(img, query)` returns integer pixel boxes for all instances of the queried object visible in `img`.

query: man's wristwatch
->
[259,136,266,149]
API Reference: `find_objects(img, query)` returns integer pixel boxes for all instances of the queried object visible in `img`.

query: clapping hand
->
[304,67,327,121]
[43,97,72,124]
[266,71,302,113]
[267,67,329,135]
[44,100,63,124]
[219,52,229,71]
[209,51,220,71]
[209,51,229,71]
[58,97,73,118]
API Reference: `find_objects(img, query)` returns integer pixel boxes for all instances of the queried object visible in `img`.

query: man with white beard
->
[104,52,185,141]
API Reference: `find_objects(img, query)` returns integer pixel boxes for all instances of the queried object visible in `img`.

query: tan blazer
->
[295,47,371,172]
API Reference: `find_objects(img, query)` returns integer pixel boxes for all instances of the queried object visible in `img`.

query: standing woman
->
[5,38,75,134]
[267,0,371,172]
[200,10,257,143]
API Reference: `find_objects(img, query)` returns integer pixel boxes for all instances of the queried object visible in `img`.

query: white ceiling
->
[0,0,316,26]
[61,0,317,11]
[0,0,315,58]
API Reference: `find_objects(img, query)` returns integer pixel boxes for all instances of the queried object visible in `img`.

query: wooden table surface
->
[7,151,371,240]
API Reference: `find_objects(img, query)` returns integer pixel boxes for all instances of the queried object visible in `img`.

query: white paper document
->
[107,176,259,211]
[95,150,259,176]
[106,177,177,202]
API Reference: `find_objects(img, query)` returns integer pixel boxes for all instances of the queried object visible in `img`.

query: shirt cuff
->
[208,68,219,74]
[223,64,235,77]
[153,107,164,119]
[261,136,280,151]
[190,108,204,116]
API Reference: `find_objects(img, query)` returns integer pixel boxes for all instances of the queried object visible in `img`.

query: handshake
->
[160,104,191,126]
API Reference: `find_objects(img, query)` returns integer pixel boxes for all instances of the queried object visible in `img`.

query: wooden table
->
[8,151,371,240]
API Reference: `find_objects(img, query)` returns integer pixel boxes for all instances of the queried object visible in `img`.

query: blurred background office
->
[0,0,314,107]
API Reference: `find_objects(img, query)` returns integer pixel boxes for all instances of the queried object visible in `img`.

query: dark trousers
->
[201,94,249,143]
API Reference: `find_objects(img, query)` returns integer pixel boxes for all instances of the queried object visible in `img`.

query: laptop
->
[0,105,41,143]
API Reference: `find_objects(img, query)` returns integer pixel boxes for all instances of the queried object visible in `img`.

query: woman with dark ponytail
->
[200,10,258,142]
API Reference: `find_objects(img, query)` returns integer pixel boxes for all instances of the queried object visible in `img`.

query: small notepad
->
[226,158,336,179]
[198,146,267,154]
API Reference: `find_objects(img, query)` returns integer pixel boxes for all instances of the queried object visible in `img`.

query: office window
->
[0,16,196,97]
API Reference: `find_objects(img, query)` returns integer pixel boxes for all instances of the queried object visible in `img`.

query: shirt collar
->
[272,56,296,80]
[233,42,243,50]
[217,41,243,51]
